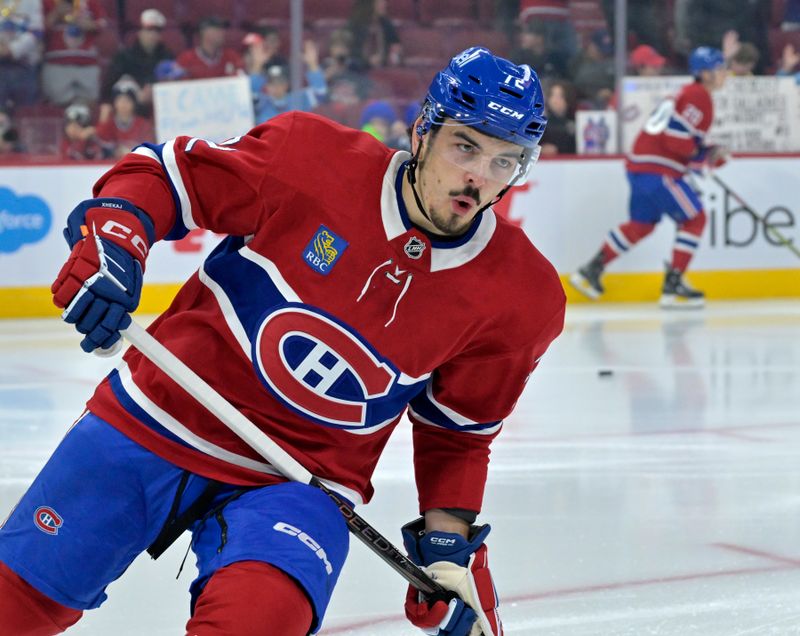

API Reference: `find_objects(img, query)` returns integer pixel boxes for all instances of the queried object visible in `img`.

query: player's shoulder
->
[491,215,558,276]
[249,112,396,174]
[484,215,566,330]
[268,112,392,151]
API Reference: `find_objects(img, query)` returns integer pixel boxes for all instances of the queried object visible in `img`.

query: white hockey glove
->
[402,517,502,636]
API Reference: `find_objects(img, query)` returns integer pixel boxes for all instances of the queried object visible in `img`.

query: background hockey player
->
[0,47,565,635]
[570,46,728,308]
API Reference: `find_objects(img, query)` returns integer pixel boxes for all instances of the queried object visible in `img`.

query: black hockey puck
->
[597,369,613,377]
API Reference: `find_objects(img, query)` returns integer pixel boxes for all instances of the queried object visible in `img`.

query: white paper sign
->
[153,76,255,143]
[708,76,800,152]
[612,75,800,153]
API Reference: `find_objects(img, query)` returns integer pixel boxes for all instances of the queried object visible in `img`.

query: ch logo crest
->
[253,305,397,428]
[34,506,63,535]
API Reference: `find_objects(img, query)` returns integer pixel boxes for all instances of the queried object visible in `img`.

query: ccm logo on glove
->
[83,207,151,267]
[429,537,458,547]
[99,219,149,261]
[51,197,156,353]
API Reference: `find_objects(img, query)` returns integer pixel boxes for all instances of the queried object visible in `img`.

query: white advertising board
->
[1,157,798,291]
[153,75,255,144]
[0,165,222,288]
[491,157,800,273]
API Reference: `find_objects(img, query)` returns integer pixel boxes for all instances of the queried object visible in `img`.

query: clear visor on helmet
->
[422,113,541,186]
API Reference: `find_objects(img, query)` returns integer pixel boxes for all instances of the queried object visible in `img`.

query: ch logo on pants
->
[34,506,63,535]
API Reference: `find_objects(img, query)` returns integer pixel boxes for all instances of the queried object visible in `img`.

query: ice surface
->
[1,301,799,635]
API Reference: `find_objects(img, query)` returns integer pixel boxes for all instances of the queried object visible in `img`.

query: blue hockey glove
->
[402,517,502,636]
[51,198,155,353]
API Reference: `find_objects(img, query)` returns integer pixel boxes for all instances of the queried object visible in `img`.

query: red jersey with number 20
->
[626,81,714,178]
[85,112,565,512]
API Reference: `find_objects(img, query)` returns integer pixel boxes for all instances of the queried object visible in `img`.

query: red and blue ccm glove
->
[51,197,155,353]
[402,517,502,636]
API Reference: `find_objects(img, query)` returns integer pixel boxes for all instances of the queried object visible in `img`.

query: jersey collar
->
[379,151,497,273]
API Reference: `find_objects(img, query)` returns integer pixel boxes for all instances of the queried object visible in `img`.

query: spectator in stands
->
[154,59,187,82]
[570,29,616,109]
[629,44,667,76]
[349,0,401,69]
[96,78,154,159]
[601,0,669,58]
[603,45,667,111]
[0,1,43,108]
[42,0,108,105]
[383,101,417,151]
[251,41,326,124]
[321,27,372,124]
[685,1,769,74]
[519,0,578,63]
[176,16,243,80]
[0,107,23,155]
[359,100,397,143]
[539,80,576,155]
[322,28,368,82]
[783,0,800,30]
[727,41,759,76]
[319,72,370,128]
[103,9,174,115]
[242,25,287,76]
[60,101,106,160]
[490,0,520,42]
[509,22,569,80]
[777,43,800,82]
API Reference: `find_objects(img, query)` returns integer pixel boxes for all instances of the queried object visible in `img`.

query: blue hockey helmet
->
[418,47,547,149]
[688,47,725,76]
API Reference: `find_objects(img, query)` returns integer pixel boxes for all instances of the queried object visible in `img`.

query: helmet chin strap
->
[406,141,433,225]
[405,136,528,233]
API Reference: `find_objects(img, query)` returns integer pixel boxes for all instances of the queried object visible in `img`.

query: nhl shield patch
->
[404,236,426,260]
[303,225,348,276]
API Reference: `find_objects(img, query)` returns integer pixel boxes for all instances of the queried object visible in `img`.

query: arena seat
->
[368,68,426,100]
[418,0,477,27]
[400,26,445,66]
[443,28,511,58]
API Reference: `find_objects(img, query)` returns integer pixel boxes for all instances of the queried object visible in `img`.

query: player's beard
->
[418,162,482,236]
[427,185,481,235]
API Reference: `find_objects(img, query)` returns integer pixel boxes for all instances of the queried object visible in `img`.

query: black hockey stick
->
[120,320,445,597]
[710,173,800,260]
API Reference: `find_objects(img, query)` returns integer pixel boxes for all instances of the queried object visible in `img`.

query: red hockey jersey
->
[626,81,714,178]
[86,112,565,513]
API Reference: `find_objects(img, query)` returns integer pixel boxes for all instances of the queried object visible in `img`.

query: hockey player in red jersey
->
[570,46,728,308]
[0,47,565,635]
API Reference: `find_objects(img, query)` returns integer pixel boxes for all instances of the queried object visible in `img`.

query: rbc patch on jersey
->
[303,225,348,276]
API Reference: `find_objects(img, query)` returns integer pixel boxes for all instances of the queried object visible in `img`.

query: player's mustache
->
[448,185,481,206]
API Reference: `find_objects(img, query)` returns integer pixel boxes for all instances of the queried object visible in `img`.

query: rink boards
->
[0,155,798,318]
